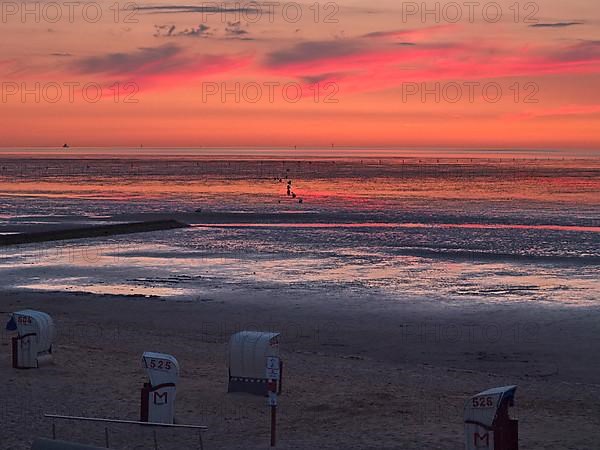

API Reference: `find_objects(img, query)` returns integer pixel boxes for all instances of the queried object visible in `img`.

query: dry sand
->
[1,286,599,450]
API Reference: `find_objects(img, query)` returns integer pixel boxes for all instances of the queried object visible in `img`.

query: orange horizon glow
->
[1,0,599,149]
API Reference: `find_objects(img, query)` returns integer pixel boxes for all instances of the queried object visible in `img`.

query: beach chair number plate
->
[147,358,173,372]
[472,396,495,408]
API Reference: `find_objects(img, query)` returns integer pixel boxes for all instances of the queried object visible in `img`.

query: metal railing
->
[45,414,207,450]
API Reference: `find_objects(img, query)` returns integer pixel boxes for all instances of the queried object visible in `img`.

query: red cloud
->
[261,37,600,95]
[68,44,253,90]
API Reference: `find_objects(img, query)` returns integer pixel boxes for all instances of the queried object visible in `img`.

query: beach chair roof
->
[229,331,280,380]
[7,310,55,352]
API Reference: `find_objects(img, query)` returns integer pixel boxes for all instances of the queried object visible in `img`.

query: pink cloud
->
[260,37,600,95]
[67,44,253,90]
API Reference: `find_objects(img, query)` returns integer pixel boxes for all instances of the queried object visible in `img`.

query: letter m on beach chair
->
[153,391,168,405]
[474,432,490,448]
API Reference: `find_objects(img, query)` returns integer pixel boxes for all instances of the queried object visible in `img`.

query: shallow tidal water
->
[0,152,598,306]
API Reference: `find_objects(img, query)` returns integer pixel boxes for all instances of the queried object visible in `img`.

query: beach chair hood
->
[9,310,55,353]
[229,331,280,380]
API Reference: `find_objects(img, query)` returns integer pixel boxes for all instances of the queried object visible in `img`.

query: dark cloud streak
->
[134,4,268,15]
[529,22,583,28]
[154,24,212,38]
[265,40,364,68]
[71,44,182,75]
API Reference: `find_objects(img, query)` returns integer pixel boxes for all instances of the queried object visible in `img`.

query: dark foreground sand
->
[1,287,599,449]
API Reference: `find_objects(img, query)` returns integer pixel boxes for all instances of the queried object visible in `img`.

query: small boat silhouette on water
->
[62,143,69,148]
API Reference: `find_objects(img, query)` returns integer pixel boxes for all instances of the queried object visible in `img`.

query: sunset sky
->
[1,0,599,149]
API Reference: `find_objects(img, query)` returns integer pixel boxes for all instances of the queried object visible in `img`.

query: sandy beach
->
[1,282,599,449]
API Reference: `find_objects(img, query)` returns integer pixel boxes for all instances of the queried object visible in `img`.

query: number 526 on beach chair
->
[464,385,519,450]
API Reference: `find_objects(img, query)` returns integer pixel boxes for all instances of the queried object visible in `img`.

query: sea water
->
[0,150,598,305]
